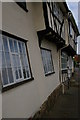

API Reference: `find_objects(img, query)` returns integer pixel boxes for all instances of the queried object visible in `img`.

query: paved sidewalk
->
[43,67,80,118]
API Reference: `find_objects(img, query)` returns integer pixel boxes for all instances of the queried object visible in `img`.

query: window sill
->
[2,77,34,93]
[61,68,68,71]
[45,71,55,76]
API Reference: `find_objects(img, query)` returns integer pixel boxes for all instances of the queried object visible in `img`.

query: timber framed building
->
[0,1,79,119]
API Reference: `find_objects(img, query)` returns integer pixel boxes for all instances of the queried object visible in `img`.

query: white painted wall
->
[2,2,60,118]
[0,92,2,120]
[0,2,2,119]
[77,36,80,55]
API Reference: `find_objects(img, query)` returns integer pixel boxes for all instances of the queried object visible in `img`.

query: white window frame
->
[41,48,54,75]
[0,33,32,88]
[61,52,68,70]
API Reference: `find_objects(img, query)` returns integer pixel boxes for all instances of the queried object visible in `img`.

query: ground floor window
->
[61,52,68,70]
[41,48,54,75]
[0,32,32,88]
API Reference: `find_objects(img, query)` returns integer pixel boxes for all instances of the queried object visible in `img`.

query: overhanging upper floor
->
[37,27,65,50]
[62,44,76,57]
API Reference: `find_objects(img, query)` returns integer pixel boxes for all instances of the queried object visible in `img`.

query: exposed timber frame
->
[38,2,65,50]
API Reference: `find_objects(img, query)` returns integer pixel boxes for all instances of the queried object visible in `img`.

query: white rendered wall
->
[2,2,60,118]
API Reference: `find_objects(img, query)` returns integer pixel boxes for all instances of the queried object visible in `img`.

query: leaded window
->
[0,33,32,88]
[41,48,54,75]
[61,52,68,70]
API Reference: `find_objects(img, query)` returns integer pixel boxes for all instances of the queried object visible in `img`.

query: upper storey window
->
[41,48,54,75]
[54,3,63,23]
[69,22,73,37]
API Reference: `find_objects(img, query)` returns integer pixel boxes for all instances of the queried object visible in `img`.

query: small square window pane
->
[2,68,8,85]
[3,35,9,52]
[14,40,18,53]
[7,68,14,83]
[5,52,11,68]
[9,38,14,52]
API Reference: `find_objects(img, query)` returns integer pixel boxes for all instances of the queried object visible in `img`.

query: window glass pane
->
[20,54,24,67]
[14,40,18,53]
[18,67,22,78]
[61,52,67,69]
[5,52,11,68]
[9,38,14,52]
[48,52,53,72]
[24,55,29,67]
[46,51,49,73]
[41,50,47,74]
[18,42,22,53]
[12,55,17,67]
[23,67,27,79]
[41,49,54,74]
[14,68,19,80]
[22,42,26,54]
[7,68,14,83]
[16,55,20,67]
[3,35,9,52]
[2,68,8,85]
[2,52,6,68]
[25,66,31,78]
